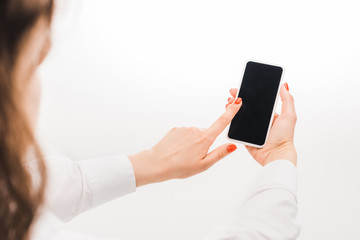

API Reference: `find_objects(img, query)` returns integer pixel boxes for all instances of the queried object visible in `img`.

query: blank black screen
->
[228,61,283,146]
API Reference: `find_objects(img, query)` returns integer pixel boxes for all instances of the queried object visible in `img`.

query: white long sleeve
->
[32,157,299,240]
[204,160,300,240]
[44,154,137,221]
[31,154,137,239]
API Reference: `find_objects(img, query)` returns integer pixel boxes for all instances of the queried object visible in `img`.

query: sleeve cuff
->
[79,155,136,207]
[249,160,298,199]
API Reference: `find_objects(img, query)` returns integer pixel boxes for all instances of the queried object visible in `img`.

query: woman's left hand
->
[128,96,242,187]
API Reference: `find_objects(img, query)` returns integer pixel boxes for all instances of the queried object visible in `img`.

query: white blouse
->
[30,155,300,240]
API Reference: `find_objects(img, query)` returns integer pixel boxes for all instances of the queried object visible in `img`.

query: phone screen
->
[228,61,283,146]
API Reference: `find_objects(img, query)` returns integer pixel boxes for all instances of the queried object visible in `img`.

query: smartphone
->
[227,61,283,148]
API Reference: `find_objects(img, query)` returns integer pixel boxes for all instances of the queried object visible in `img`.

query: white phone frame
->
[227,60,284,148]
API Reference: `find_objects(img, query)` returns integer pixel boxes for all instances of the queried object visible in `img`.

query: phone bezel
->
[226,60,284,148]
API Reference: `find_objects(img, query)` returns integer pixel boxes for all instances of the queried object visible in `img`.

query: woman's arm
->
[128,97,243,187]
[44,154,136,222]
[44,94,243,221]
[204,160,300,240]
[204,84,300,239]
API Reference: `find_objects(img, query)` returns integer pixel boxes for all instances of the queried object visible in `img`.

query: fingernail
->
[227,98,232,102]
[225,103,229,108]
[227,144,237,153]
[284,83,289,91]
[235,98,242,104]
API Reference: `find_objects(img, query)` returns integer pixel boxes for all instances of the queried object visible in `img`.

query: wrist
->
[264,143,297,167]
[128,149,166,187]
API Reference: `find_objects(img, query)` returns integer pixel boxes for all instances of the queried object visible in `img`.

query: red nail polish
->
[284,83,289,91]
[225,104,229,108]
[227,144,237,153]
[227,98,231,102]
[235,98,242,104]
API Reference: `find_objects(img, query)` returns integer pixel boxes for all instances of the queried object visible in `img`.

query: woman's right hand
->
[129,96,243,187]
[228,83,297,166]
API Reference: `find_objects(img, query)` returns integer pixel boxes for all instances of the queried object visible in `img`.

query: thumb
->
[280,83,296,117]
[202,143,237,169]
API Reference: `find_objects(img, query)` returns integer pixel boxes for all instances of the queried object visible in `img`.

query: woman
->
[0,1,299,239]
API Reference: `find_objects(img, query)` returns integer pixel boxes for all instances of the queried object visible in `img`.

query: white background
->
[38,0,360,239]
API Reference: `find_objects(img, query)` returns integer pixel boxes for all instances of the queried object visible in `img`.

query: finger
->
[227,97,235,104]
[280,83,296,116]
[245,145,256,155]
[202,143,237,168]
[207,98,242,141]
[230,88,238,98]
[272,113,280,127]
[225,98,235,109]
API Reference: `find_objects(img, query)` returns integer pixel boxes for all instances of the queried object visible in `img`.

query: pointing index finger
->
[206,98,242,141]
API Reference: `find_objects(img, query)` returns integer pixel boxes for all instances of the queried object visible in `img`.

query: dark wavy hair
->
[0,1,54,239]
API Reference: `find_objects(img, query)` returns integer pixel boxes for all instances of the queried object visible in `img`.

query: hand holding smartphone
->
[227,61,283,148]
